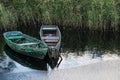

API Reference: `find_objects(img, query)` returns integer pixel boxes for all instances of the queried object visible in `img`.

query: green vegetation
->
[0,0,119,30]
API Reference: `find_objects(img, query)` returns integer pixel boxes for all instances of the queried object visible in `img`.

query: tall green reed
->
[0,0,119,31]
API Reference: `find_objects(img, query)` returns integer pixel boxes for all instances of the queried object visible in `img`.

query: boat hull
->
[40,25,61,51]
[3,31,48,59]
[4,45,48,70]
[40,25,62,59]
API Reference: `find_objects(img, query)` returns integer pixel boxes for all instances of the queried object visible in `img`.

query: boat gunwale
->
[3,31,48,54]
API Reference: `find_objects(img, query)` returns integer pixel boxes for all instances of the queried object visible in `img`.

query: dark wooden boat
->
[40,25,62,68]
[4,45,47,70]
[3,31,48,59]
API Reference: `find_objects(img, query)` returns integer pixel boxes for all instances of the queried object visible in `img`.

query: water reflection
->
[0,52,15,73]
[3,45,47,71]
[0,29,120,71]
[62,30,120,54]
[1,28,120,54]
[0,35,5,53]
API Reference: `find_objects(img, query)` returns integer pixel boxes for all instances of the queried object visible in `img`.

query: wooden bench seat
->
[41,37,59,40]
[19,42,39,46]
[44,39,58,42]
[8,36,23,39]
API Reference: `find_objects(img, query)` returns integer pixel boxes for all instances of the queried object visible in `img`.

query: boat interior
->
[41,29,59,47]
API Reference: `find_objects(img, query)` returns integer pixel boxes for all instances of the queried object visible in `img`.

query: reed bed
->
[0,0,119,31]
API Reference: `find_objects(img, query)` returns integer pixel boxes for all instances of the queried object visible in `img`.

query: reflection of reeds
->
[0,0,119,30]
[0,36,5,53]
[62,29,120,53]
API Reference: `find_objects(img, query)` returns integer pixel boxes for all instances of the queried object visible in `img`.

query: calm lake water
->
[0,27,120,80]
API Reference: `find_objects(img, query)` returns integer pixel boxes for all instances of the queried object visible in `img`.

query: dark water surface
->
[0,27,120,80]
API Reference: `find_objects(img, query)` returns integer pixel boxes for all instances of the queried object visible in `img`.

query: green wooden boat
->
[3,31,48,59]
